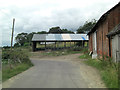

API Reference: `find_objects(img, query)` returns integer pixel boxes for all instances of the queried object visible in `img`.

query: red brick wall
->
[89,5,120,59]
[97,23,103,58]
[108,5,120,57]
[88,34,93,51]
[102,19,109,56]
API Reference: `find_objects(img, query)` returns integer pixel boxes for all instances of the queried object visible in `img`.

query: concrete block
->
[92,54,97,59]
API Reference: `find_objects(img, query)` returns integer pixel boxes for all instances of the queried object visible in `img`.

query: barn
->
[88,2,120,62]
[32,34,89,51]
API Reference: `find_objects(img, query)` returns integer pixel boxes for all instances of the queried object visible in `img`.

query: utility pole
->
[11,18,15,50]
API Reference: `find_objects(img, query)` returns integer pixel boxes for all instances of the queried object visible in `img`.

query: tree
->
[49,27,74,34]
[26,32,36,46]
[15,31,48,46]
[15,33,28,46]
[61,29,74,34]
[49,27,62,34]
[37,31,48,34]
[77,19,97,34]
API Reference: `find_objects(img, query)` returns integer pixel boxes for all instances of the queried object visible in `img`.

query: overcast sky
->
[0,0,119,46]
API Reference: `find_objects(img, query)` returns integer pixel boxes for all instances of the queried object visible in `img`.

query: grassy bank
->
[2,63,33,82]
[79,53,118,88]
[2,48,33,82]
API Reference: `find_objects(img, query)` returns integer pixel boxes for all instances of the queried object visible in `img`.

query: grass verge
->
[2,48,34,82]
[2,63,33,82]
[30,47,87,57]
[79,53,118,88]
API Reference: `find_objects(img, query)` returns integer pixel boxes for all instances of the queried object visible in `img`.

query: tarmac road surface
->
[3,59,88,88]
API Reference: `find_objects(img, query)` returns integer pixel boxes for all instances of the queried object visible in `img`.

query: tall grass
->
[2,63,33,82]
[2,48,33,82]
[79,53,119,88]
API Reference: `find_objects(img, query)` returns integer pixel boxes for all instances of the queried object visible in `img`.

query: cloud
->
[0,0,119,46]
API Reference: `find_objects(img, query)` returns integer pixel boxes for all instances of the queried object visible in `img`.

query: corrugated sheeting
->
[32,34,88,41]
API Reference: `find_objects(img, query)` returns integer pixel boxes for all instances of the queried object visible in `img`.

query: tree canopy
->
[49,27,62,33]
[15,33,28,46]
[49,26,74,34]
[77,19,97,34]
[14,27,74,47]
[61,29,74,34]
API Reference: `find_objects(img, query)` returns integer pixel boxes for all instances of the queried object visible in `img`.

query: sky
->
[0,0,119,46]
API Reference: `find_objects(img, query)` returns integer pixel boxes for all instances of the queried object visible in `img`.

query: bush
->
[14,43,20,47]
[2,48,33,82]
[2,48,32,64]
[69,46,82,51]
[2,49,11,60]
[24,42,30,47]
[80,53,119,88]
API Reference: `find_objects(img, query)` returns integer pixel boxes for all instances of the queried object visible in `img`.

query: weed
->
[80,54,119,88]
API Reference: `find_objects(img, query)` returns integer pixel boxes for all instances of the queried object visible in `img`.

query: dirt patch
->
[30,53,106,88]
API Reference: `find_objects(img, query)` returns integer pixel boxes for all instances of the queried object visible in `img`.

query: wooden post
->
[64,42,66,48]
[57,42,59,49]
[45,41,46,49]
[32,42,36,52]
[82,41,83,47]
[11,18,15,50]
[74,42,75,47]
[70,41,71,48]
[55,42,56,49]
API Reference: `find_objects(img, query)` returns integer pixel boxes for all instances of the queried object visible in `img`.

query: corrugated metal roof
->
[32,34,89,41]
[107,23,120,36]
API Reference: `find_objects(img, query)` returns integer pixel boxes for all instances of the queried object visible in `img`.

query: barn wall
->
[118,35,120,62]
[97,23,103,58]
[88,34,93,51]
[89,4,120,59]
[111,35,120,62]
[102,18,109,57]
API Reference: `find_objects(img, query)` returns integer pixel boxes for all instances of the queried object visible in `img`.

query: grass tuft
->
[79,54,118,88]
[2,63,33,82]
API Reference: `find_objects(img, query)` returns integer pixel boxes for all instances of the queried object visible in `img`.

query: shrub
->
[2,48,32,65]
[69,46,82,51]
[24,42,30,47]
[2,49,10,60]
[14,43,20,47]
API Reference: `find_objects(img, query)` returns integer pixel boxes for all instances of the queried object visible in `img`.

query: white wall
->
[112,34,120,62]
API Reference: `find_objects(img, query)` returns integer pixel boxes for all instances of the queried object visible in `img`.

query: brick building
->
[88,2,120,62]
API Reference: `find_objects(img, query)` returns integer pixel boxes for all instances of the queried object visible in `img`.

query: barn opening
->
[31,34,89,52]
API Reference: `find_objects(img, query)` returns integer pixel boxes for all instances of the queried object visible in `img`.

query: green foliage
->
[2,63,33,82]
[24,42,30,46]
[14,43,20,47]
[2,49,11,60]
[37,31,48,34]
[69,46,83,51]
[15,33,28,46]
[31,48,83,57]
[2,48,33,82]
[49,26,62,33]
[15,27,74,47]
[48,26,74,34]
[80,53,119,88]
[2,48,32,64]
[3,46,11,49]
[61,29,74,34]
[77,19,97,34]
[15,32,35,46]
[79,53,91,59]
[118,62,120,89]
